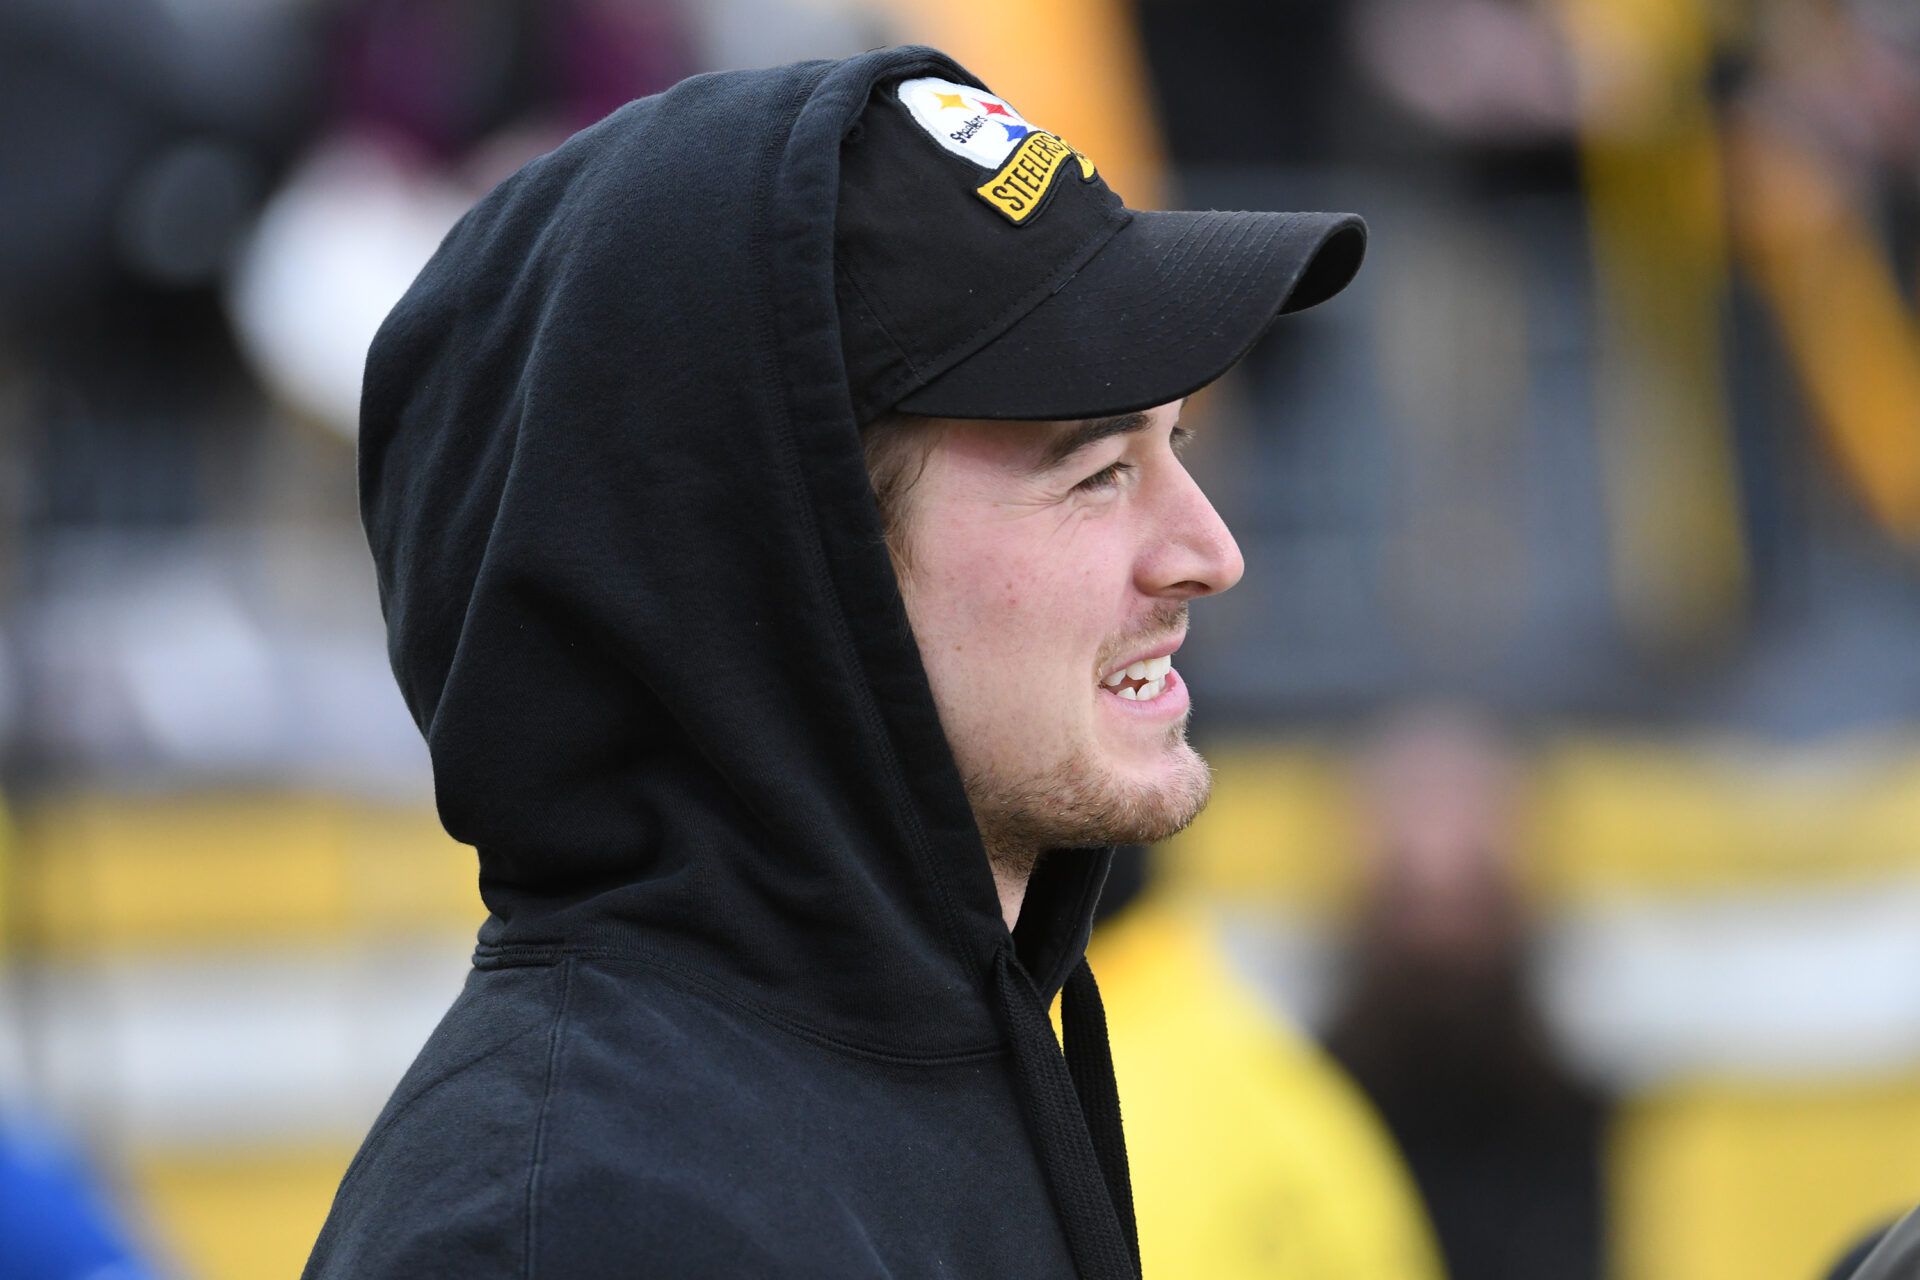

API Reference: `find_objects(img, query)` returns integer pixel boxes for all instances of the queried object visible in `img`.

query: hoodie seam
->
[836,259,922,379]
[521,956,575,1280]
[481,943,1008,1067]
[762,50,993,1008]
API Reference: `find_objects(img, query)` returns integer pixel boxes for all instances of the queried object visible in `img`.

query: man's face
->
[890,399,1244,857]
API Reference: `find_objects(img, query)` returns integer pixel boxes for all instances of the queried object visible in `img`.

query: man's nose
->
[1142,464,1244,599]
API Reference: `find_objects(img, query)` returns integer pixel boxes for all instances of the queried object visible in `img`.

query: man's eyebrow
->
[1033,411,1154,472]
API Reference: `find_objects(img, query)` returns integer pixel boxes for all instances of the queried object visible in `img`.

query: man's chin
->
[966,736,1214,856]
[1092,740,1214,845]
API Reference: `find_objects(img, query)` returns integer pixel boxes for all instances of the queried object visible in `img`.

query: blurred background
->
[1,0,1917,1276]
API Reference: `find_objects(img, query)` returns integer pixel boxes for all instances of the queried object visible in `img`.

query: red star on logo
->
[981,101,1012,117]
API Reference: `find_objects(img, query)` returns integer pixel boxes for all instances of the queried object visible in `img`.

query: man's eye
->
[1074,461,1132,493]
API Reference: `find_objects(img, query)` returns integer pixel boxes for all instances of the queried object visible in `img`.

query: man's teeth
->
[1103,654,1173,700]
[1116,677,1167,701]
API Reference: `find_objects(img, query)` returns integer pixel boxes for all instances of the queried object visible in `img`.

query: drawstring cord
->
[1061,962,1139,1272]
[993,946,1141,1279]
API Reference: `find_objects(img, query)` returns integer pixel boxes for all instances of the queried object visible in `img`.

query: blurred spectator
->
[0,1114,158,1280]
[233,0,700,440]
[0,0,313,544]
[1353,0,1581,188]
[1724,0,1920,547]
[1324,704,1612,1280]
[1089,847,1445,1279]
[0,0,312,327]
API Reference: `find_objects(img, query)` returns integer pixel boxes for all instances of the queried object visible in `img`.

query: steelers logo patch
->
[896,76,1041,168]
[895,76,1098,226]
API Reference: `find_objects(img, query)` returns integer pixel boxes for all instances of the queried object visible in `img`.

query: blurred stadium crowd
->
[2,0,1919,1277]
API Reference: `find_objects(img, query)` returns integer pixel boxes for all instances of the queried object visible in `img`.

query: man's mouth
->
[1099,654,1174,702]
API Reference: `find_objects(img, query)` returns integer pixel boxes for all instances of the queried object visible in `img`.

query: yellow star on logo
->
[932,91,969,111]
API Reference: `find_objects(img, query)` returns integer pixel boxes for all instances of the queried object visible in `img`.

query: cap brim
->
[893,209,1366,421]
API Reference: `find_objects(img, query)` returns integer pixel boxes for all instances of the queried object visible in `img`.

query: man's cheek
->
[949,545,1043,620]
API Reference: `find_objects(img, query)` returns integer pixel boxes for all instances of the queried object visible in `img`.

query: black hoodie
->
[304,47,1144,1279]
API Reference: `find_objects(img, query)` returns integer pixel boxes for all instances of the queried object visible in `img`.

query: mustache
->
[1096,602,1189,668]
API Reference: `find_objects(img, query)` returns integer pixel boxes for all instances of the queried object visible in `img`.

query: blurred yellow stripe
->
[1527,739,1920,903]
[1613,1075,1920,1280]
[1170,738,1920,911]
[18,734,1920,957]
[16,793,480,955]
[125,1144,357,1280]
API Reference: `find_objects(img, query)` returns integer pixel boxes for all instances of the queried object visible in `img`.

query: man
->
[305,46,1363,1278]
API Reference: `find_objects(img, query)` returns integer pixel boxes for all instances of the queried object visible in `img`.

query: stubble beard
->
[964,718,1215,880]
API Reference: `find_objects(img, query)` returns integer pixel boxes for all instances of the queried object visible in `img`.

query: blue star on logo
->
[1000,121,1032,142]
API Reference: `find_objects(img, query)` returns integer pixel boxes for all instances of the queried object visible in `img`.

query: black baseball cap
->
[835,71,1366,423]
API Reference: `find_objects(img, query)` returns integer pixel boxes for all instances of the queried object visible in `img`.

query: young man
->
[306,47,1363,1279]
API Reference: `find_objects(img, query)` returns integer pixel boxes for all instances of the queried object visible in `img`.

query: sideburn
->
[861,410,942,575]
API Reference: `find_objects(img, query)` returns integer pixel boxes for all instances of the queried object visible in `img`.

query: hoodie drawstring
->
[1060,961,1139,1271]
[993,946,1141,1280]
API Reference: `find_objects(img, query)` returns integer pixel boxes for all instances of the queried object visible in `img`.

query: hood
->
[359,46,1110,1058]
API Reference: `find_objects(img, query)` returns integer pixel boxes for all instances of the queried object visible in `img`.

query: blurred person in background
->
[0,1114,157,1280]
[1721,0,1920,566]
[1324,703,1613,1280]
[1087,845,1446,1278]
[231,0,700,439]
[0,0,311,549]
